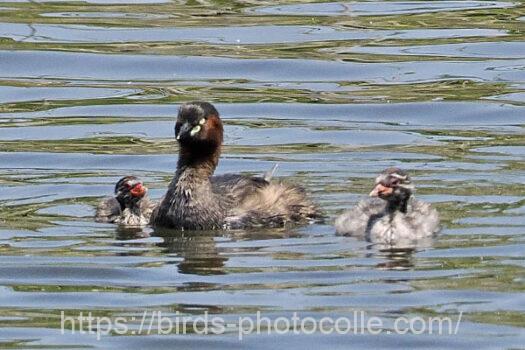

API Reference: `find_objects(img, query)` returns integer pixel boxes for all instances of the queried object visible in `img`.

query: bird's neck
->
[118,198,144,214]
[386,195,410,214]
[176,143,221,180]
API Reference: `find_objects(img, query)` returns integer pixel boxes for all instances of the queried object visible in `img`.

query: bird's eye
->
[124,183,132,189]
[391,179,400,186]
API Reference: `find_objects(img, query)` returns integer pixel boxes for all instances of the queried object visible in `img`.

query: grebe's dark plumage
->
[335,168,439,244]
[151,102,321,230]
[95,176,157,227]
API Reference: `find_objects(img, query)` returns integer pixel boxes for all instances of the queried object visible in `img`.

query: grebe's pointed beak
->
[369,184,393,197]
[176,122,192,142]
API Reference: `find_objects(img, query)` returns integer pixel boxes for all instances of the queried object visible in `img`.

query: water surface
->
[0,0,523,349]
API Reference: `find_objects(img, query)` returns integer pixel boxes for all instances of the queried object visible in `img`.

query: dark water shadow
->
[151,228,227,276]
[363,237,435,270]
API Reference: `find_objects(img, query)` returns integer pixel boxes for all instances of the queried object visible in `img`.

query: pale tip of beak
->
[176,134,180,140]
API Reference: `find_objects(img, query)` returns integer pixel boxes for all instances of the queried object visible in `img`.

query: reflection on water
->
[154,230,228,276]
[350,41,525,59]
[0,0,524,349]
[0,23,509,44]
[252,1,515,16]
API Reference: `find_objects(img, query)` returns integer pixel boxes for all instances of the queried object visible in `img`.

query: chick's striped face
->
[370,168,413,199]
[115,176,147,199]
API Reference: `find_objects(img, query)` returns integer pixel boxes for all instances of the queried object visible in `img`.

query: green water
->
[0,0,524,348]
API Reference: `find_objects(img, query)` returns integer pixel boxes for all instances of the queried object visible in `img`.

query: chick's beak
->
[369,184,393,197]
[130,183,146,198]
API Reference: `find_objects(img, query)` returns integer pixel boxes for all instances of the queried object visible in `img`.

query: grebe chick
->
[335,168,439,244]
[95,176,157,227]
[151,101,321,230]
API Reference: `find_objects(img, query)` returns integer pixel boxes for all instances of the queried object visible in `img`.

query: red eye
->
[124,183,132,189]
[391,179,400,186]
